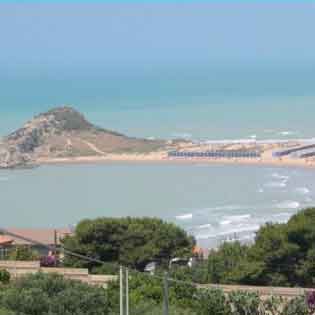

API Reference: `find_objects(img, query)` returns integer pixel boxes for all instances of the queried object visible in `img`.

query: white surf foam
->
[196,224,260,240]
[295,187,310,195]
[176,213,193,220]
[220,220,232,226]
[279,131,297,136]
[264,181,287,188]
[208,204,244,211]
[196,224,212,229]
[276,201,300,209]
[224,214,251,221]
[271,173,290,181]
[219,214,251,226]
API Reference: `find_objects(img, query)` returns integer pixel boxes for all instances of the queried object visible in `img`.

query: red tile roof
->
[0,235,14,246]
[2,228,72,246]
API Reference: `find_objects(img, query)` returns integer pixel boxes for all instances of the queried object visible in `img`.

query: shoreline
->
[36,154,315,169]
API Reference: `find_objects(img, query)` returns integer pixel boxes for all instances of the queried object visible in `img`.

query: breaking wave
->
[196,224,212,229]
[271,173,290,181]
[295,187,310,195]
[176,213,193,220]
[276,201,300,209]
[265,181,287,188]
[196,224,260,240]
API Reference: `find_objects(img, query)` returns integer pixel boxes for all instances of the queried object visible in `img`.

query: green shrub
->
[195,288,231,315]
[0,308,16,315]
[0,273,109,315]
[261,295,284,315]
[0,269,10,284]
[283,296,308,315]
[229,291,260,315]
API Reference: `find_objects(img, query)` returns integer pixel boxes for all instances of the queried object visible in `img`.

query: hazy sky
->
[0,3,315,74]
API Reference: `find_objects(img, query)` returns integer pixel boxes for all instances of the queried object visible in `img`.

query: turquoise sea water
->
[1,64,315,140]
[1,64,315,246]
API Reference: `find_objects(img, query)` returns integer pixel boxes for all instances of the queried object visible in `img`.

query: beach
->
[36,141,315,169]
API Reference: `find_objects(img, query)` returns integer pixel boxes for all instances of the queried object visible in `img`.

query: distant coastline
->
[36,149,315,169]
[1,106,315,170]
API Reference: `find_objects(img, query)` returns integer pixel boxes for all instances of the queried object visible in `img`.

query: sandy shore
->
[37,151,315,169]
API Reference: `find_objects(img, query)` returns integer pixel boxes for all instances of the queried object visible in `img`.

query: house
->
[0,228,73,257]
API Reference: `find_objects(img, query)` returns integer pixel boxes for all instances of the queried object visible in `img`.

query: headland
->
[1,106,315,169]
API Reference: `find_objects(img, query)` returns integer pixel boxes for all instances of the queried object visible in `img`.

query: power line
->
[0,227,198,287]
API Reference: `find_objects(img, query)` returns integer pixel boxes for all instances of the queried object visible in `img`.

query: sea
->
[1,63,315,247]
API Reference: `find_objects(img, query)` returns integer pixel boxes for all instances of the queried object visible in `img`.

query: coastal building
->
[0,228,72,257]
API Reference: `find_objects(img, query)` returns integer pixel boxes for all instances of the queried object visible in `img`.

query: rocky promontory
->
[0,106,166,169]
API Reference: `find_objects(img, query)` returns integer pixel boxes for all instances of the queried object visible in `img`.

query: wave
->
[279,131,297,136]
[208,205,245,211]
[264,181,287,188]
[276,201,300,209]
[295,187,310,195]
[196,224,260,240]
[220,220,232,226]
[272,212,291,218]
[176,213,193,220]
[196,223,212,229]
[219,214,251,226]
[224,214,251,221]
[271,173,289,180]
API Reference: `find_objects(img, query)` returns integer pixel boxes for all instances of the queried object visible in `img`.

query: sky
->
[0,3,315,75]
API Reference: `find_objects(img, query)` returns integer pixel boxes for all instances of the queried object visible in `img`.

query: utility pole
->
[120,266,124,315]
[125,268,129,315]
[163,272,169,315]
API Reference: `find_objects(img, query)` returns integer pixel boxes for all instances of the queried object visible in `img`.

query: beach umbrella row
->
[168,150,261,158]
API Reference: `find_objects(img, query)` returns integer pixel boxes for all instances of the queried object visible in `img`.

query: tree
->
[205,208,315,287]
[62,217,195,270]
[206,242,250,284]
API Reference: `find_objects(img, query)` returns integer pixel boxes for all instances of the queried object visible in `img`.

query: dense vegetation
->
[2,209,315,314]
[62,217,195,270]
[0,271,314,315]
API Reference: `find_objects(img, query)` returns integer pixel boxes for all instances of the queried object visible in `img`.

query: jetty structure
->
[272,143,315,158]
